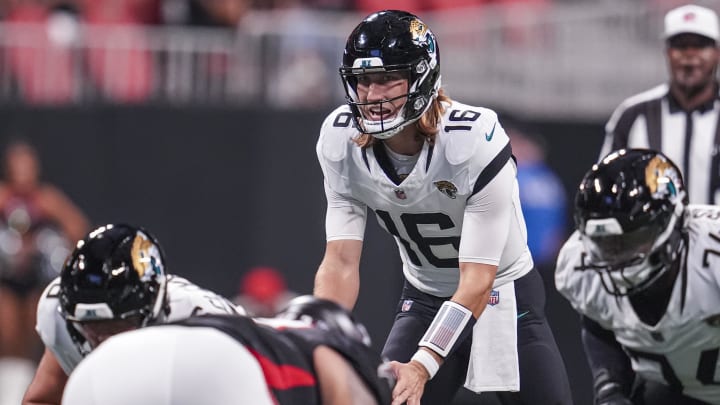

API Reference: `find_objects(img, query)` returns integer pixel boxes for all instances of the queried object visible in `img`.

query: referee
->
[600,4,720,204]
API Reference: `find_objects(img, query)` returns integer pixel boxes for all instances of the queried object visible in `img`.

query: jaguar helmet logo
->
[409,19,428,42]
[409,18,436,56]
[131,232,164,281]
[645,156,680,200]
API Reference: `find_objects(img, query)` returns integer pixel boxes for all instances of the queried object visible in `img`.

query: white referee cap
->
[664,4,719,41]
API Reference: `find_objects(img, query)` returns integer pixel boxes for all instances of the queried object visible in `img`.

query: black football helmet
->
[59,224,168,353]
[340,10,441,139]
[276,295,372,347]
[574,149,687,296]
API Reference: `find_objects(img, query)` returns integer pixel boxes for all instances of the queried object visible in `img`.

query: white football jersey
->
[36,275,240,375]
[317,102,533,297]
[556,205,720,404]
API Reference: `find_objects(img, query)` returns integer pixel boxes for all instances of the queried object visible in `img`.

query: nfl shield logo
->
[401,299,413,312]
[394,188,407,200]
[488,290,500,306]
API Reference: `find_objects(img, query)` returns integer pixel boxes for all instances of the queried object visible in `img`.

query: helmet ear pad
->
[339,10,441,139]
[59,224,168,353]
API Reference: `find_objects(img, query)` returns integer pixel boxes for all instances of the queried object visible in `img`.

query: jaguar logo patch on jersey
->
[434,180,457,199]
[645,156,681,200]
[131,232,164,280]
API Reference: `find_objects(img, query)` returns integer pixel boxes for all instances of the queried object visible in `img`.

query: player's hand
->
[389,360,429,405]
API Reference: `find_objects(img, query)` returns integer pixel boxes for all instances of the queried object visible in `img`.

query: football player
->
[61,295,394,405]
[556,149,720,404]
[22,223,242,405]
[313,9,572,405]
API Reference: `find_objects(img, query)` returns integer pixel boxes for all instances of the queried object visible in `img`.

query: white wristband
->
[411,350,440,380]
[418,300,473,357]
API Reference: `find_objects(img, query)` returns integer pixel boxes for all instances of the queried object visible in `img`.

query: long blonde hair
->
[353,88,451,148]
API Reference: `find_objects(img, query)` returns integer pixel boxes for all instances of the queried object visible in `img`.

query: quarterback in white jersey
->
[23,224,241,405]
[314,10,571,405]
[556,149,718,405]
[319,101,532,296]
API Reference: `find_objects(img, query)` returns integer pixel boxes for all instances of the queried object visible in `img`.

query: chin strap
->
[65,319,91,357]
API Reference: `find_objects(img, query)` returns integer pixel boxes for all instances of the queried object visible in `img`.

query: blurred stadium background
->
[0,0,713,403]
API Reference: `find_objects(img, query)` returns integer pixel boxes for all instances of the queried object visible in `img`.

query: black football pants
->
[381,269,573,405]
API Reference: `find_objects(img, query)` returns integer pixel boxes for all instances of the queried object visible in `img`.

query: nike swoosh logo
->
[485,123,496,141]
[517,310,530,319]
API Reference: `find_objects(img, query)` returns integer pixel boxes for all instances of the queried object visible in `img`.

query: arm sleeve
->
[324,180,367,242]
[581,315,634,398]
[458,161,515,265]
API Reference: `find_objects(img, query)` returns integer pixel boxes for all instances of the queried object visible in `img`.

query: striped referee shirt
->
[600,83,720,204]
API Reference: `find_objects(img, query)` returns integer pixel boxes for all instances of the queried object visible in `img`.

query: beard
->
[672,65,717,98]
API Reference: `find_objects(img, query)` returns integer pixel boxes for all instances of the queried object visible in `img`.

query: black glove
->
[595,380,633,405]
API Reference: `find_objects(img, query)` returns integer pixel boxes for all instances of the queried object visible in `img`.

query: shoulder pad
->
[36,277,81,374]
[554,232,584,296]
[685,205,720,265]
[554,233,611,323]
[36,277,63,347]
[317,105,357,164]
[164,276,239,322]
[316,105,359,196]
[685,204,720,226]
[442,103,509,167]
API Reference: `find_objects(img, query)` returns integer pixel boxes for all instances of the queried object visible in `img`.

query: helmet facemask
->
[340,59,439,139]
[580,205,683,296]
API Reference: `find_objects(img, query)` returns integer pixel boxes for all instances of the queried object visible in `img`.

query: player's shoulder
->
[685,204,720,226]
[164,276,239,321]
[439,101,509,168]
[440,100,500,136]
[320,104,355,131]
[36,277,60,334]
[554,231,585,290]
[685,205,720,248]
[553,232,606,310]
[317,105,357,164]
[38,275,62,303]
[35,276,80,372]
[555,231,584,266]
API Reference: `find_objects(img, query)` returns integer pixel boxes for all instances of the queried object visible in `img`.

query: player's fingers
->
[407,383,425,405]
[391,383,410,405]
[391,384,405,402]
[391,390,408,405]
